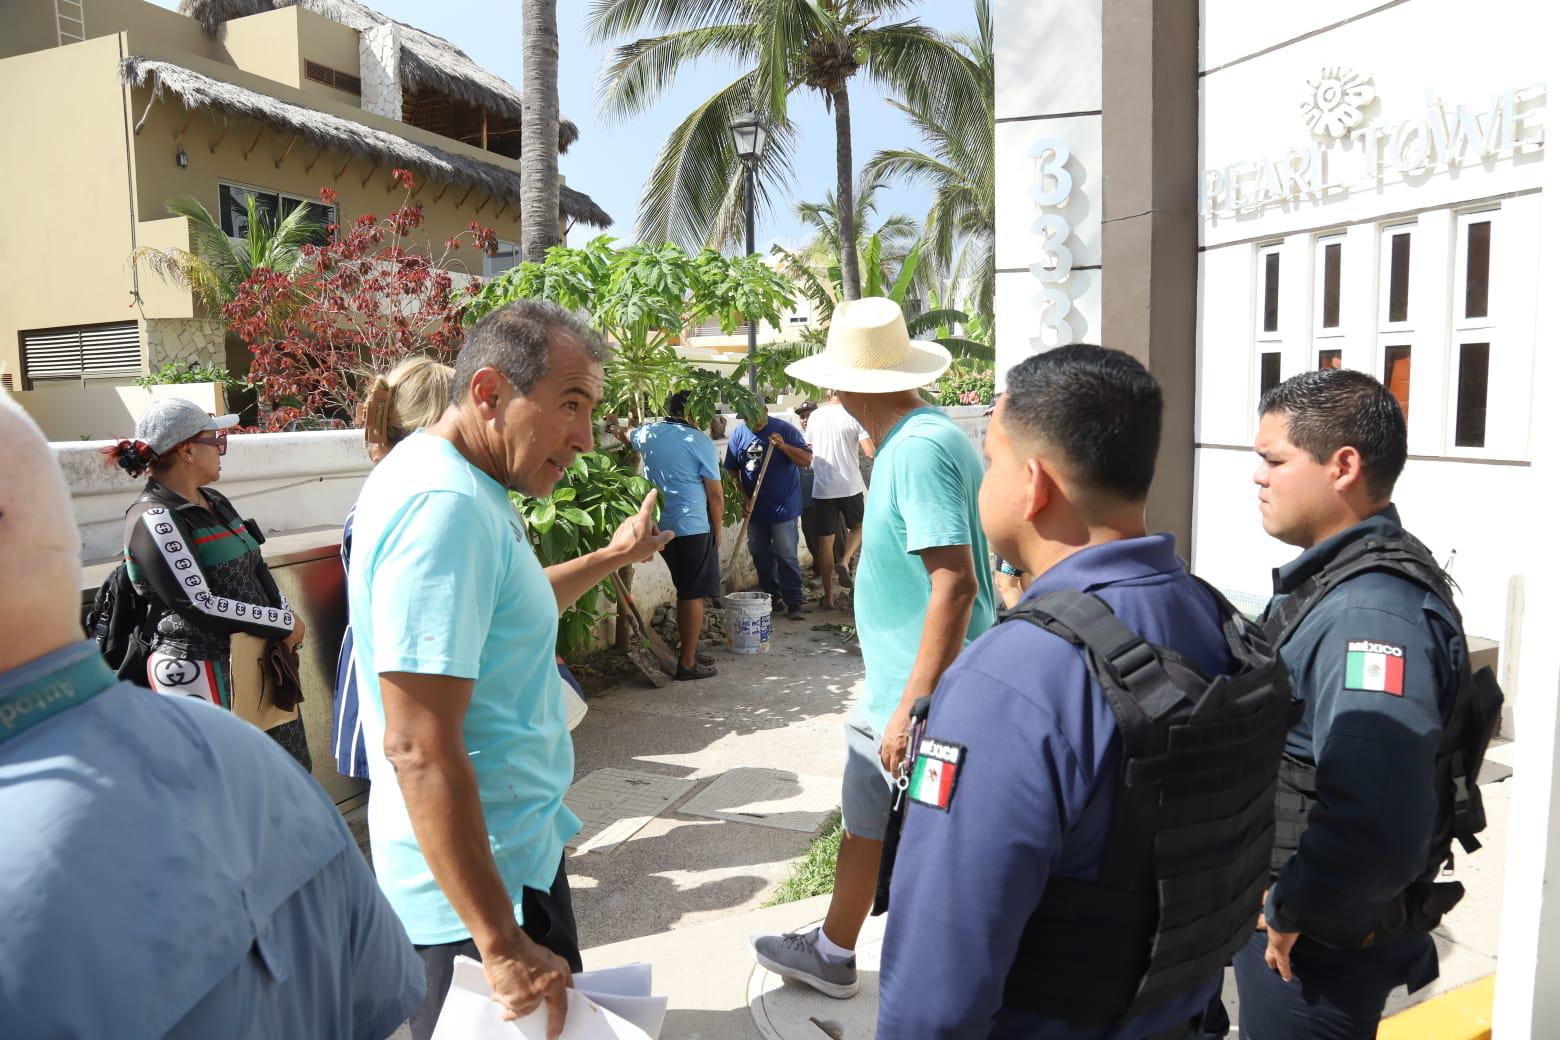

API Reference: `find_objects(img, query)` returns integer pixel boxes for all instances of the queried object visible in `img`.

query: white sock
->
[813,928,854,963]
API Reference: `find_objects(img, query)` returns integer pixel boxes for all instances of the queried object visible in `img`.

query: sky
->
[145,0,976,252]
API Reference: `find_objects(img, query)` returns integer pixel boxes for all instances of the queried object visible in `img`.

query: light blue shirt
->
[853,409,996,731]
[0,641,422,1039]
[631,419,720,536]
[349,432,581,944]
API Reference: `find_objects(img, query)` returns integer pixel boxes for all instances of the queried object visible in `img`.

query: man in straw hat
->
[750,297,995,997]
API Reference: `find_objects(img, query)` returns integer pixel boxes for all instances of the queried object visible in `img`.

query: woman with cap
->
[330,357,453,780]
[106,398,310,768]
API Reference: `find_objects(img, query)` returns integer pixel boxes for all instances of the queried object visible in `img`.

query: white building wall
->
[992,0,1101,387]
[1193,0,1548,687]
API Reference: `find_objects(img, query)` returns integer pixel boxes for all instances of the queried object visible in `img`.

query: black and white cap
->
[134,398,239,455]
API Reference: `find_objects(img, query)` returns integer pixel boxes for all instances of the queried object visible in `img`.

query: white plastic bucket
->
[725,592,773,654]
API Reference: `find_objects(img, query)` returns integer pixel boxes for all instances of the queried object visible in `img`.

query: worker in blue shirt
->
[1237,369,1484,1038]
[724,404,813,619]
[0,391,424,1039]
[879,346,1273,1039]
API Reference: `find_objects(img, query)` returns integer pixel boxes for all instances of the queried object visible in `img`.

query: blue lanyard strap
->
[0,652,116,744]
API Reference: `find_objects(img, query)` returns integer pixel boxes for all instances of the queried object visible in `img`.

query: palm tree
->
[131,194,322,315]
[864,0,993,325]
[522,0,563,262]
[795,168,919,287]
[587,0,968,300]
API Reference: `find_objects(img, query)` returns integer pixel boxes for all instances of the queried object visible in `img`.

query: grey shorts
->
[841,721,896,841]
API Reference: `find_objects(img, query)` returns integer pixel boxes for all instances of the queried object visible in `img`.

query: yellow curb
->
[1378,975,1494,1040]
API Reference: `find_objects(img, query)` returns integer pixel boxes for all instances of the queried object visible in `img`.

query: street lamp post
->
[729,110,768,396]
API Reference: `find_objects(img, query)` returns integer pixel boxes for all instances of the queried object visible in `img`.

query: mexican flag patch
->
[1345,639,1406,696]
[908,736,965,812]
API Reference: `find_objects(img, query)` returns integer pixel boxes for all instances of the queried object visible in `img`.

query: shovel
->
[610,570,678,677]
[722,440,775,585]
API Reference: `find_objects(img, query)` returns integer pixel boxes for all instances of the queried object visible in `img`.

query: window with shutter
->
[20,322,140,387]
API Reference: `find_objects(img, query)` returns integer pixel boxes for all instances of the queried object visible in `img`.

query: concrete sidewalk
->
[573,744,1514,1038]
[566,606,865,951]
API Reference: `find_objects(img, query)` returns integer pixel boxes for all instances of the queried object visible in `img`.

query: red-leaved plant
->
[224,170,497,431]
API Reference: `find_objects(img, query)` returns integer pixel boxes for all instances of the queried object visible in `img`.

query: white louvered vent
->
[21,322,140,384]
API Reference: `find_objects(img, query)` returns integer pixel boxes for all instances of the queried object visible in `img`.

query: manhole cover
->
[564,768,697,854]
[749,917,885,1039]
[678,768,838,832]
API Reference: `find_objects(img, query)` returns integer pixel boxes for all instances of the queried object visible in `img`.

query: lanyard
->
[0,652,116,745]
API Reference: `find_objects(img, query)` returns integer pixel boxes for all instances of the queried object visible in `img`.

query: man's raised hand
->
[607,489,675,565]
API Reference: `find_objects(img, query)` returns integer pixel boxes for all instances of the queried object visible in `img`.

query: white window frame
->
[1445,207,1500,455]
[1377,222,1416,333]
[1371,221,1419,431]
[1253,243,1284,408]
[484,239,522,277]
[1452,209,1498,334]
[1313,234,1346,343]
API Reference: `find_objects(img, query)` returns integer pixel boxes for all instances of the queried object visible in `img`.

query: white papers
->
[430,956,666,1040]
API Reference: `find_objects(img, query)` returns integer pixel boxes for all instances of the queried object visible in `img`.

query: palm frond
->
[906,307,968,337]
[595,24,758,120]
[634,71,795,250]
[770,245,835,322]
[936,336,994,361]
[584,0,753,42]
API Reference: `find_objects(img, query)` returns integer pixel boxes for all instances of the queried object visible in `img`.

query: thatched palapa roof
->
[177,0,579,151]
[122,57,612,228]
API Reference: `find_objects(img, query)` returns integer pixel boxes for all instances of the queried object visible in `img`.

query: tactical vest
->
[1261,532,1504,944]
[999,584,1298,1028]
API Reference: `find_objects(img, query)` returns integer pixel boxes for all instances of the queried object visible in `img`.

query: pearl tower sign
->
[1200,72,1546,218]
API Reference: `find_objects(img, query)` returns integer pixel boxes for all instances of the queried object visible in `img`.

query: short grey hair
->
[453,299,608,401]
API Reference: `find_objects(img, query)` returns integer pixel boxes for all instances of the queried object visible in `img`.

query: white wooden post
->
[1491,42,1560,1032]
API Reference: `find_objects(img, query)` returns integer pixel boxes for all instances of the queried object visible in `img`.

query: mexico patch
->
[1345,639,1406,696]
[908,736,965,812]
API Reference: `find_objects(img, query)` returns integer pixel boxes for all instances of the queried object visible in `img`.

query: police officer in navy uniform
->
[878,346,1295,1039]
[1237,369,1489,1038]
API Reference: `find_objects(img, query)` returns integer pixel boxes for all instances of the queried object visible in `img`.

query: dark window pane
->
[1465,220,1491,319]
[1388,232,1411,323]
[1384,345,1411,420]
[1322,242,1342,328]
[278,198,336,246]
[1263,252,1280,333]
[219,184,278,240]
[1318,349,1342,370]
[1455,343,1490,448]
[1260,352,1281,395]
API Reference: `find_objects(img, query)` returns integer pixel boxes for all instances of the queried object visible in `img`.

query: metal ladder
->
[55,0,86,45]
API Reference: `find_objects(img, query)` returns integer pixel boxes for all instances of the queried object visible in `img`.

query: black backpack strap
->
[1002,591,1200,890]
[1190,575,1277,672]
[1004,591,1189,743]
[1263,535,1458,649]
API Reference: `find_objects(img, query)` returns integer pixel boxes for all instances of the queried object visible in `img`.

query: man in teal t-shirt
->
[753,298,995,1000]
[350,301,672,1040]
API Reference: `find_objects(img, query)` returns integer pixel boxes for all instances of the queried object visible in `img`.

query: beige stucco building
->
[0,0,608,436]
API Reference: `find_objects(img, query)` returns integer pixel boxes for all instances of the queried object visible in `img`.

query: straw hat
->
[785,298,951,394]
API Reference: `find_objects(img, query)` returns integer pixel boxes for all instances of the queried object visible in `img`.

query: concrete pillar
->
[1492,38,1560,1032]
[1100,0,1200,549]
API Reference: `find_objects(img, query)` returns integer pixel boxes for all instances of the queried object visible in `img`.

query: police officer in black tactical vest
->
[876,346,1297,1039]
[1237,369,1501,1038]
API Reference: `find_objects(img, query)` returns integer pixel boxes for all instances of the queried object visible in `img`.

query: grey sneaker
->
[750,927,859,999]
